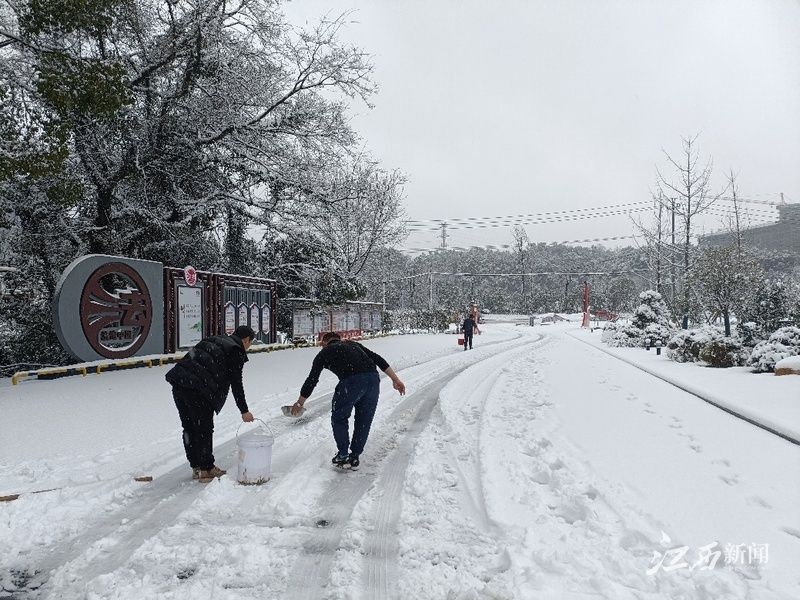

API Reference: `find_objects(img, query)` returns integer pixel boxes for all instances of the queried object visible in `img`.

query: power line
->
[385,268,653,283]
[406,207,651,232]
[400,202,798,255]
[404,200,650,226]
[403,195,789,229]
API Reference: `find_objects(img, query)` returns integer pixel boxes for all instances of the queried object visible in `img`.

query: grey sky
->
[283,0,800,253]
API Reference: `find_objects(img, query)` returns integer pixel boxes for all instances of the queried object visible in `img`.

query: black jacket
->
[300,340,390,398]
[462,317,477,334]
[166,335,249,414]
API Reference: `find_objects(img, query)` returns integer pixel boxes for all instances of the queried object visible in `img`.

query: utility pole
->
[429,271,434,310]
[670,196,676,311]
[440,222,448,250]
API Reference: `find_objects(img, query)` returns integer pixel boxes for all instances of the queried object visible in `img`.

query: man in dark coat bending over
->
[290,332,406,470]
[166,325,256,482]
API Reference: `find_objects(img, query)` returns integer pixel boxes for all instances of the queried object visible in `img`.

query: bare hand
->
[241,412,255,422]
[290,401,304,416]
[393,379,406,395]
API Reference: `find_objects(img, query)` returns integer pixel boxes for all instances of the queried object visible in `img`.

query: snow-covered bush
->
[600,321,619,344]
[606,323,644,348]
[735,321,765,348]
[602,290,674,348]
[698,337,746,368]
[632,290,672,330]
[643,323,671,346]
[666,326,725,363]
[748,327,800,373]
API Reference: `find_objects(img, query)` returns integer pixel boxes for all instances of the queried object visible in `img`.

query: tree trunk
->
[90,187,114,254]
[225,205,246,274]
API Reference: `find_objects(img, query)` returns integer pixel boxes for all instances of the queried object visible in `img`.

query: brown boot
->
[196,465,226,483]
[192,468,200,480]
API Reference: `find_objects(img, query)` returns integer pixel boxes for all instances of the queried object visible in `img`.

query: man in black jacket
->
[166,325,256,482]
[462,313,480,350]
[290,332,405,470]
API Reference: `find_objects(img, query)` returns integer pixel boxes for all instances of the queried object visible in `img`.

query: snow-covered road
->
[1,324,798,599]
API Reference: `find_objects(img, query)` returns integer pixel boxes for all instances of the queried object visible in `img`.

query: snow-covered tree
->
[691,245,764,336]
[655,135,721,328]
[0,1,410,365]
[740,278,795,336]
[632,290,672,330]
[302,160,406,281]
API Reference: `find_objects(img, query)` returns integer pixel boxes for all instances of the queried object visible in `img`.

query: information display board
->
[177,286,203,348]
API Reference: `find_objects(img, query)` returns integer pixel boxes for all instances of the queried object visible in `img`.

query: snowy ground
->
[1,323,798,599]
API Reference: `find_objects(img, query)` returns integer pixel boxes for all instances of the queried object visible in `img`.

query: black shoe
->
[348,453,360,471]
[332,453,349,469]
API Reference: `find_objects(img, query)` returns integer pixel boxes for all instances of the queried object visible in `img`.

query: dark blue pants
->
[463,331,473,350]
[331,371,380,456]
[173,386,215,469]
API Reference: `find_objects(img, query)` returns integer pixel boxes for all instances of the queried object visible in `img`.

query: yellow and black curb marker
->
[11,334,392,386]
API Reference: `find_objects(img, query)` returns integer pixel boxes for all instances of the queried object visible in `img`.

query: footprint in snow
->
[781,527,800,541]
[531,469,550,484]
[747,496,773,509]
[719,474,739,486]
[176,568,196,580]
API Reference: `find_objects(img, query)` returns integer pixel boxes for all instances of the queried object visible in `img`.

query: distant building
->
[701,203,800,254]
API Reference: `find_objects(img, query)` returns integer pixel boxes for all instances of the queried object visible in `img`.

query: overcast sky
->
[283,0,800,253]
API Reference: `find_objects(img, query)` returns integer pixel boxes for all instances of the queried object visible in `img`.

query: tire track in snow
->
[285,376,458,600]
[287,334,540,600]
[363,337,550,600]
[444,335,553,533]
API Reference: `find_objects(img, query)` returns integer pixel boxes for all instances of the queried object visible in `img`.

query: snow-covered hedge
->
[748,327,800,373]
[698,338,746,368]
[600,321,618,344]
[643,323,672,346]
[606,323,644,348]
[775,355,800,373]
[666,326,726,363]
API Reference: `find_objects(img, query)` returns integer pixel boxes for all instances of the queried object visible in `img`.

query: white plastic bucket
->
[236,419,274,485]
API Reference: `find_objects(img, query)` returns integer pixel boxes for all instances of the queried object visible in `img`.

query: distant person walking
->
[462,313,480,350]
[291,332,406,470]
[166,326,256,482]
